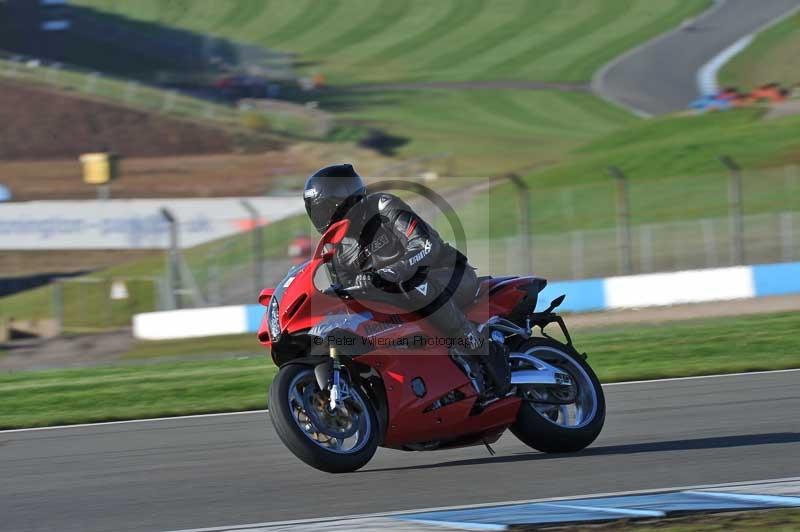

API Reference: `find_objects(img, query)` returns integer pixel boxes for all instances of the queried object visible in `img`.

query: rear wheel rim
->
[286,368,372,454]
[517,346,598,429]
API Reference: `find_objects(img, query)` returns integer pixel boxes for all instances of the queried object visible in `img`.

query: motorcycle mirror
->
[258,287,275,306]
[313,219,350,260]
[544,294,566,314]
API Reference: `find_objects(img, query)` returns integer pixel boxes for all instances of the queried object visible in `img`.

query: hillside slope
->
[73,0,708,85]
[0,81,238,159]
[720,11,800,88]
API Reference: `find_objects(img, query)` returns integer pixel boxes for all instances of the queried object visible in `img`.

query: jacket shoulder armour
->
[364,192,407,213]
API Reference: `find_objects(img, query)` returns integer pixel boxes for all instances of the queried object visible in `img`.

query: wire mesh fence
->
[153,164,800,309]
[469,210,799,280]
[36,162,800,331]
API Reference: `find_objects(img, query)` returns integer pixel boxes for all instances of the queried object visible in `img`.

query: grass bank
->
[719,11,800,89]
[2,310,798,429]
[452,108,800,239]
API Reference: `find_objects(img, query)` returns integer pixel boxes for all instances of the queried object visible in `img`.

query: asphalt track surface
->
[594,0,800,115]
[3,370,799,532]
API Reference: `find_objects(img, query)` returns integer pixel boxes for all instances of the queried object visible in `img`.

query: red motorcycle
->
[258,220,605,473]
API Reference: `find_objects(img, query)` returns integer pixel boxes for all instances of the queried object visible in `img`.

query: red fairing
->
[259,220,541,450]
[354,351,521,448]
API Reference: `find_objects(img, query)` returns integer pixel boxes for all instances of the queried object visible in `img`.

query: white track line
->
[2,368,798,434]
[697,34,754,95]
[159,477,800,532]
[0,409,268,433]
[603,367,800,386]
[696,3,800,95]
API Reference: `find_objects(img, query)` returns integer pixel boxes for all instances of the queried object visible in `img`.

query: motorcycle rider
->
[303,163,510,397]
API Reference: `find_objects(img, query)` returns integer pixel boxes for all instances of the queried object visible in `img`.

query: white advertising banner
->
[0,196,305,250]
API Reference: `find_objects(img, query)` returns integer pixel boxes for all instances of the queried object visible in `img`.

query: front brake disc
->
[302,385,359,439]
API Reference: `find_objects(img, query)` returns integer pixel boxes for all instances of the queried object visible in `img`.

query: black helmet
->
[303,163,366,233]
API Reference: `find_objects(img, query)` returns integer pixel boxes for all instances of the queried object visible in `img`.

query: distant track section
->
[594,0,800,115]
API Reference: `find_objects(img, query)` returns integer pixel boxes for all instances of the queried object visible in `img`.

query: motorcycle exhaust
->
[510,369,572,386]
[509,352,573,387]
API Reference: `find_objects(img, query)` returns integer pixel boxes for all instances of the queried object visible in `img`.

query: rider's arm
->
[378,196,441,282]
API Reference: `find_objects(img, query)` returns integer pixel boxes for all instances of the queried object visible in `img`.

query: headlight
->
[268,297,281,340]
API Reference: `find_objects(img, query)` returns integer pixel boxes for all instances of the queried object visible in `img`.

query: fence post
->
[160,208,179,309]
[639,223,653,273]
[240,199,264,295]
[106,278,114,329]
[52,280,64,334]
[719,155,745,264]
[781,212,794,262]
[609,166,633,275]
[701,218,718,267]
[570,230,584,279]
[785,165,798,195]
[504,174,533,273]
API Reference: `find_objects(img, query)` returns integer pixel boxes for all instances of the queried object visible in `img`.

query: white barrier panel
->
[605,266,755,309]
[133,306,247,340]
[0,196,305,250]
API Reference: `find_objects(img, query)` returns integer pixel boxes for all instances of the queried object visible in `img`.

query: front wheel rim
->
[517,346,599,429]
[286,368,372,454]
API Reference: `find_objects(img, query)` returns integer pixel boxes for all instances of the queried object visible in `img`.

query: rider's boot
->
[449,322,487,397]
[483,336,512,396]
[450,323,511,398]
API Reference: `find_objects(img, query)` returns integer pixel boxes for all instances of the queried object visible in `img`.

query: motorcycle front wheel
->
[510,337,605,453]
[269,364,379,473]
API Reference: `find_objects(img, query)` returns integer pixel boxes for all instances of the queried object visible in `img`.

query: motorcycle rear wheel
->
[269,364,379,473]
[510,337,605,453]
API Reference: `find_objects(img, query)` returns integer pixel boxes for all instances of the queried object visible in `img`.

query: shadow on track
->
[365,432,800,473]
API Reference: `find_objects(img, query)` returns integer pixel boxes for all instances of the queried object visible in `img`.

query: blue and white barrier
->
[133,305,264,341]
[133,261,800,340]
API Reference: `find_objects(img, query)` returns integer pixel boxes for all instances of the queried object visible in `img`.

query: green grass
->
[324,88,637,175]
[123,333,259,360]
[73,0,709,85]
[452,109,800,239]
[579,311,800,382]
[2,310,799,429]
[0,357,276,429]
[719,12,800,89]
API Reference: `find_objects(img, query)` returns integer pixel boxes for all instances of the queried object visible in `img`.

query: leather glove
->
[374,267,401,284]
[352,273,374,290]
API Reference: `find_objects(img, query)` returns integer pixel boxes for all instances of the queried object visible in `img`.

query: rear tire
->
[511,338,605,453]
[269,364,378,473]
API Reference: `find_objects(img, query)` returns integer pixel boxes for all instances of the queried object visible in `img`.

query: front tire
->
[269,364,379,473]
[510,338,605,453]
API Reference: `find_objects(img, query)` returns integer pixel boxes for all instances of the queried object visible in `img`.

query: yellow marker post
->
[80,152,118,199]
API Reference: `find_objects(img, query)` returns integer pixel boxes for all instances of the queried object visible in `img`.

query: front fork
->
[314,347,349,411]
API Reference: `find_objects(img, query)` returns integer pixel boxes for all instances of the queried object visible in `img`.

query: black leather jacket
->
[331,192,465,287]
